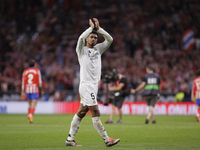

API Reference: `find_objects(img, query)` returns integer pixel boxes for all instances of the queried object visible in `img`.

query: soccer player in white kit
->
[65,18,120,147]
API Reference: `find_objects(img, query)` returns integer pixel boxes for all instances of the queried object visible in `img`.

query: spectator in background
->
[191,69,200,122]
[0,0,200,101]
[21,59,42,123]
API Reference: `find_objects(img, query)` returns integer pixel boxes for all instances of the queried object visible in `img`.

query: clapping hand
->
[93,18,99,30]
[89,18,99,31]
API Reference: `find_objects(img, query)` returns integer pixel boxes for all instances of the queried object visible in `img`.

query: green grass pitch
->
[0,114,199,150]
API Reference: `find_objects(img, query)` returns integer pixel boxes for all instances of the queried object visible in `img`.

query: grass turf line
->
[0,114,199,150]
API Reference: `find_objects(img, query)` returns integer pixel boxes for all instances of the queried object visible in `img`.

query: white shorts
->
[79,82,98,106]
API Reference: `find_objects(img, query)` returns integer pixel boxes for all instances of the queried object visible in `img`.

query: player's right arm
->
[21,71,25,93]
[97,27,113,54]
[76,19,94,56]
[20,71,26,100]
[38,69,42,97]
[93,18,113,54]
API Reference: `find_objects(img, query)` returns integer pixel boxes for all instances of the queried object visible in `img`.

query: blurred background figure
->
[131,65,160,124]
[105,69,129,124]
[21,59,42,123]
[191,69,200,122]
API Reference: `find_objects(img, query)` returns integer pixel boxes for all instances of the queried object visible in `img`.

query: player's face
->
[86,33,98,48]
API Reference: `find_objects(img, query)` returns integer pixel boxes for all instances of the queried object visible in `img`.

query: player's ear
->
[85,37,88,42]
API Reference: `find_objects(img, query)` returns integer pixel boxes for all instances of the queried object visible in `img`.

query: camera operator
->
[105,69,129,124]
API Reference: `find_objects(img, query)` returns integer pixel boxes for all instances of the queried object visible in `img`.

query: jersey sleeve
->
[21,71,25,91]
[76,27,93,56]
[96,27,113,55]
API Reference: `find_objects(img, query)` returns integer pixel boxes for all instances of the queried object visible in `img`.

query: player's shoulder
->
[30,67,40,71]
[24,67,40,74]
[145,73,159,78]
[154,73,160,77]
[94,43,102,49]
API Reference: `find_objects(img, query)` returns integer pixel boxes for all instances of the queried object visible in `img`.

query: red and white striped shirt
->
[191,77,200,100]
[22,67,42,93]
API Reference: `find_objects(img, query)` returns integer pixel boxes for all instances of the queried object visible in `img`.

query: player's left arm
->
[38,70,43,97]
[21,71,25,94]
[94,18,113,54]
[20,71,26,100]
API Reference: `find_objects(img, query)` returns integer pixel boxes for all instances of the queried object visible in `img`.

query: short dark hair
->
[196,69,200,76]
[90,30,98,36]
[29,59,35,67]
[146,65,154,72]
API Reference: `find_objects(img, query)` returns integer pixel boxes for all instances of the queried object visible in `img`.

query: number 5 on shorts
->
[91,93,96,103]
[91,93,95,100]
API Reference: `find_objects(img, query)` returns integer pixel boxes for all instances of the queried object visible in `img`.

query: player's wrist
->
[97,27,102,33]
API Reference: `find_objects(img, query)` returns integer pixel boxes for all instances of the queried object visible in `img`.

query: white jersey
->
[76,27,113,84]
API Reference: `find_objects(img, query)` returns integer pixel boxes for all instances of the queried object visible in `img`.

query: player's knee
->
[92,109,100,117]
[77,111,87,118]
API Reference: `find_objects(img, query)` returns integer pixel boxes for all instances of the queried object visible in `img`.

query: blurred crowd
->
[0,0,200,101]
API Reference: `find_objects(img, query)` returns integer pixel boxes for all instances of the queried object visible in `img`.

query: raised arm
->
[76,19,95,55]
[76,27,93,55]
[97,28,113,54]
[93,18,113,54]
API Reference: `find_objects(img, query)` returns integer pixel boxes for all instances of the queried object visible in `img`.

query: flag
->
[182,29,195,51]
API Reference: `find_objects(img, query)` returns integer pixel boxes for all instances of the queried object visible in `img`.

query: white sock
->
[92,117,110,143]
[67,114,82,141]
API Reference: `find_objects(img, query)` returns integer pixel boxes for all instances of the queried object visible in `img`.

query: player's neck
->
[86,44,94,49]
[87,46,94,49]
[86,42,96,49]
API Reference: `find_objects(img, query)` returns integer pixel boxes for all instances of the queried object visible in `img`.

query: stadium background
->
[0,0,200,114]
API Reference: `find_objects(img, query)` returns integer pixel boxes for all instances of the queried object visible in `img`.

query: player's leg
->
[30,99,37,115]
[27,99,32,118]
[89,105,120,147]
[66,103,88,146]
[27,99,34,123]
[198,106,200,122]
[26,93,32,122]
[196,100,200,122]
[28,93,39,123]
[26,93,31,115]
